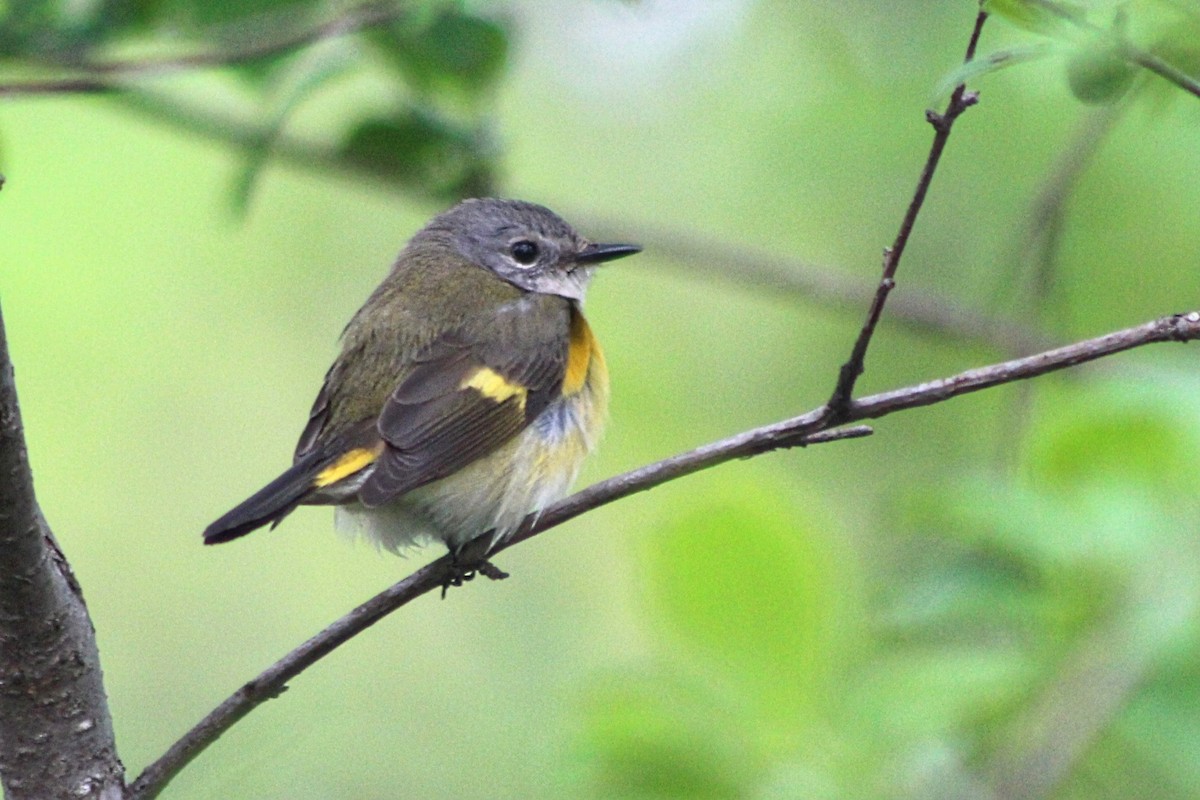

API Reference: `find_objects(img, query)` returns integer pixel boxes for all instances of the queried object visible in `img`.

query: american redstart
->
[203,199,639,564]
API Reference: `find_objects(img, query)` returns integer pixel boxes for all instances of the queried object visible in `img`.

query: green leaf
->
[1067,36,1138,103]
[372,7,509,99]
[577,673,756,799]
[158,0,324,29]
[0,0,141,54]
[890,478,1126,644]
[338,110,495,200]
[639,476,856,722]
[142,0,339,83]
[984,0,1087,37]
[930,43,1058,105]
[851,645,1038,740]
[1023,382,1200,496]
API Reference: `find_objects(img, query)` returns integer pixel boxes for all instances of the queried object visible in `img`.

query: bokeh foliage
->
[3,1,1200,798]
[2,0,505,202]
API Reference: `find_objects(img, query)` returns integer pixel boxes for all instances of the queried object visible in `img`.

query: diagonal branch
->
[827,8,987,415]
[0,304,125,799]
[128,308,1200,800]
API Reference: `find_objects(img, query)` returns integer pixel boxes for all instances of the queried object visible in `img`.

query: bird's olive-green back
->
[296,235,573,459]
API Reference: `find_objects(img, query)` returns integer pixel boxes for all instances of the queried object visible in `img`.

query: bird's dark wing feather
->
[358,298,570,508]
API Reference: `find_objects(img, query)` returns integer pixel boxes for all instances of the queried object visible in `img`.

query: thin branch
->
[827,9,988,415]
[0,1,407,96]
[1110,45,1200,100]
[129,308,1200,800]
[0,303,125,798]
[129,429,873,799]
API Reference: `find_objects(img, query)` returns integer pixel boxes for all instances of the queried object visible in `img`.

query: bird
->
[203,198,640,576]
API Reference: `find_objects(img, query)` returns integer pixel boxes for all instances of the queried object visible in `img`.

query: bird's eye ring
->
[510,240,539,266]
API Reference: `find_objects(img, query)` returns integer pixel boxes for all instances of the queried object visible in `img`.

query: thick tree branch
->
[827,9,987,415]
[129,308,1200,799]
[0,305,125,799]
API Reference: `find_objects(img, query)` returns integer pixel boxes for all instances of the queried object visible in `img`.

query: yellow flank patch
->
[313,447,379,488]
[461,366,527,408]
[564,311,601,395]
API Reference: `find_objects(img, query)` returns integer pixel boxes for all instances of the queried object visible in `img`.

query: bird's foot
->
[476,560,510,581]
[441,544,510,598]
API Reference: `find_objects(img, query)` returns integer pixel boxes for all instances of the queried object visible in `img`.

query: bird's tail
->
[203,439,380,545]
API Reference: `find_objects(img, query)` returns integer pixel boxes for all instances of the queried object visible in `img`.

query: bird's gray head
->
[415,198,640,302]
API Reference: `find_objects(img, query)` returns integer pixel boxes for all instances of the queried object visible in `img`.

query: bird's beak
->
[575,242,642,265]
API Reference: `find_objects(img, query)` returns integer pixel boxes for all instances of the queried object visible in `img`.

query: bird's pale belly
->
[338,365,609,552]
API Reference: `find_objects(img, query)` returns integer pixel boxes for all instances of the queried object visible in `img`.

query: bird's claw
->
[441,553,509,598]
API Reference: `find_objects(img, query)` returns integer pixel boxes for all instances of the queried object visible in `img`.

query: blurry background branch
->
[579,215,1055,353]
[0,2,408,94]
[0,0,1062,354]
[99,83,1055,353]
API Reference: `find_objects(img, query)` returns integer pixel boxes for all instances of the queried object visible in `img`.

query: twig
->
[129,308,1200,800]
[1108,44,1200,100]
[0,304,125,799]
[827,9,987,416]
[0,1,406,96]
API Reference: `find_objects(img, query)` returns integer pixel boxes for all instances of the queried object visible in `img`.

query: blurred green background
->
[4,1,1200,798]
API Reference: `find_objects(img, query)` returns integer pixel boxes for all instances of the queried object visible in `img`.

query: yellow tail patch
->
[313,447,380,488]
[461,366,528,408]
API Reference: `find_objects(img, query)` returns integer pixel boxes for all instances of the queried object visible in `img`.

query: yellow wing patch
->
[461,366,528,409]
[313,446,380,488]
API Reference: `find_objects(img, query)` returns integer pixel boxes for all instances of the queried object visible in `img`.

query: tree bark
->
[0,304,125,799]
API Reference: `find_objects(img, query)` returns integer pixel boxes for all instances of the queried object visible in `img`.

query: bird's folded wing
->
[358,300,570,507]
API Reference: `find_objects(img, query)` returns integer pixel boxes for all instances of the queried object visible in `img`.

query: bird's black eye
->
[510,240,539,265]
